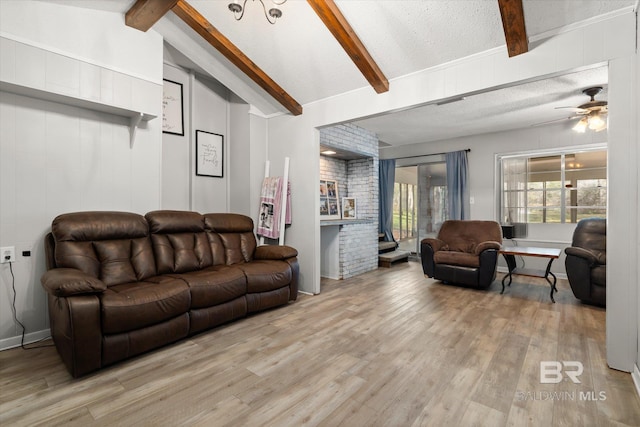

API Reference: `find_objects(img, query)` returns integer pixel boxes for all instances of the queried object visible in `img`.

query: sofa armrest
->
[474,241,502,255]
[565,247,598,266]
[421,238,448,252]
[254,245,298,260]
[41,268,106,297]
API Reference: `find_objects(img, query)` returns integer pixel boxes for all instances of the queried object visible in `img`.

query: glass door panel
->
[393,162,447,255]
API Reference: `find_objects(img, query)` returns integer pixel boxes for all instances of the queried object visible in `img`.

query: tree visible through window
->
[499,148,606,224]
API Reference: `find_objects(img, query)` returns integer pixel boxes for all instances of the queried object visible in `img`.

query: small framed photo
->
[162,79,184,136]
[342,197,356,219]
[196,130,223,177]
[320,179,341,220]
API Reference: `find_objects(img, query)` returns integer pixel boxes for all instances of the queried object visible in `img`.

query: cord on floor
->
[7,261,54,349]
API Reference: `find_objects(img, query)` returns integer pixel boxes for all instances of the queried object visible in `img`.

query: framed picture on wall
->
[320,179,341,220]
[196,130,223,177]
[162,79,184,136]
[342,197,356,219]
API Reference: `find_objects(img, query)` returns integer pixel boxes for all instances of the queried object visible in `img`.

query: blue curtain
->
[379,159,396,241]
[446,150,470,220]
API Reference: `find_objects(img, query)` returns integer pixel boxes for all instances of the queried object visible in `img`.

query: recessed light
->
[322,150,337,155]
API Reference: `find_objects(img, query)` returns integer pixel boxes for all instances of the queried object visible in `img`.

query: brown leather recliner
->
[421,220,503,288]
[564,218,606,307]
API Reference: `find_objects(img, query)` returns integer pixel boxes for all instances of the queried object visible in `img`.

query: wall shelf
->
[0,81,157,148]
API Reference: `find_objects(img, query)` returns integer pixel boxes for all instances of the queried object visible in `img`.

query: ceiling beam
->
[125,0,178,32]
[498,0,528,57]
[171,0,302,116]
[307,0,389,94]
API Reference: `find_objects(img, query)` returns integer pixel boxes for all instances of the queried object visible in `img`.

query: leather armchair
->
[565,218,606,306]
[421,220,503,288]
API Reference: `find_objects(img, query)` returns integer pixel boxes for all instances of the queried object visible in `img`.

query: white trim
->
[496,143,608,160]
[529,6,637,44]
[0,33,163,85]
[633,365,640,399]
[0,329,51,351]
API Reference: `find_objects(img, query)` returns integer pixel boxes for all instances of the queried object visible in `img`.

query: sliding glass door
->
[393,162,447,254]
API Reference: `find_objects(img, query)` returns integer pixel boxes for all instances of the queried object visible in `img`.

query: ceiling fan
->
[554,86,608,133]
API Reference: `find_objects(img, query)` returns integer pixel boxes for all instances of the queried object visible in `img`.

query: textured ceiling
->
[37,0,636,145]
[353,65,609,146]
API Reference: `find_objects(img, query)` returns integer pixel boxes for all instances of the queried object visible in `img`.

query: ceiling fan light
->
[572,117,588,133]
[588,114,606,131]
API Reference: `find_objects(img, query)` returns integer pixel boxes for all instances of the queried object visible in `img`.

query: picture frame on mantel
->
[320,179,341,220]
[162,79,184,136]
[196,130,224,178]
[342,197,357,219]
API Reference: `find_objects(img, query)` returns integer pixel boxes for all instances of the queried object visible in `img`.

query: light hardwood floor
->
[1,261,639,426]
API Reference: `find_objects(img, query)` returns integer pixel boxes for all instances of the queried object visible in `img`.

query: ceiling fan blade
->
[554,106,589,113]
[530,115,581,127]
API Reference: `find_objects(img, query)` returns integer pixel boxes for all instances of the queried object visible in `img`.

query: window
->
[393,181,417,241]
[498,147,606,224]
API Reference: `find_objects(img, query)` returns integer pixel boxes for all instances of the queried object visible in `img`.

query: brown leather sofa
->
[420,220,502,288]
[41,210,298,377]
[565,218,606,307]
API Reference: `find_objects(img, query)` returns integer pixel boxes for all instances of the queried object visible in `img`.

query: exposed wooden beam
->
[307,0,389,94]
[125,0,178,32]
[171,0,302,116]
[498,0,528,57]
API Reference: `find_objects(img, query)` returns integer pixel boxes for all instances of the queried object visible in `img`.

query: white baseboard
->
[633,365,640,399]
[0,329,51,351]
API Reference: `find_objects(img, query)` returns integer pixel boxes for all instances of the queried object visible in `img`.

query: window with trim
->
[498,147,607,224]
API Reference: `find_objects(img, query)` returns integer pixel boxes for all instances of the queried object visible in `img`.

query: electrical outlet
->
[1,246,15,263]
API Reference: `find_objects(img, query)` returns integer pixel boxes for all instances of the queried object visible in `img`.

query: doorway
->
[393,162,448,254]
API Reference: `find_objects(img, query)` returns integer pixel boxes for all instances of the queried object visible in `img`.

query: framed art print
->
[342,197,356,219]
[320,179,341,220]
[196,130,223,177]
[162,79,184,136]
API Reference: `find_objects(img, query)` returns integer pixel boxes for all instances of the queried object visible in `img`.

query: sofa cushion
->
[93,238,157,286]
[434,251,480,268]
[151,233,213,274]
[174,266,247,308]
[204,213,257,265]
[146,211,213,274]
[100,278,191,334]
[52,211,156,285]
[236,260,292,293]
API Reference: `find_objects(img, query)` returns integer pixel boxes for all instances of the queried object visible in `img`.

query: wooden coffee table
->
[499,247,562,303]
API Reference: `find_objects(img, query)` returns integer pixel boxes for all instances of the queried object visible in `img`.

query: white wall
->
[637,13,640,380]
[380,121,608,276]
[229,101,251,215]
[265,10,638,372]
[161,63,191,209]
[191,76,229,213]
[227,104,270,223]
[160,63,231,213]
[607,51,639,371]
[0,1,163,349]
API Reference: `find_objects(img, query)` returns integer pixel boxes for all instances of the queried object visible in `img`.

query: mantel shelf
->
[0,80,157,148]
[320,219,374,227]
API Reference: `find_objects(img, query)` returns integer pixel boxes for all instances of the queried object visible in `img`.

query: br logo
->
[540,361,584,384]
